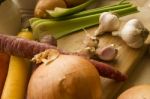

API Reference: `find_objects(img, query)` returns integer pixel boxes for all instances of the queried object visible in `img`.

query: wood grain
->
[58,0,150,99]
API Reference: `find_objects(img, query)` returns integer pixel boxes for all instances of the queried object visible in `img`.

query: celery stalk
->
[46,0,96,18]
[30,6,138,40]
[62,3,132,19]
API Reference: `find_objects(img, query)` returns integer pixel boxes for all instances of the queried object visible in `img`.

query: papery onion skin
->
[27,55,102,99]
[117,84,150,99]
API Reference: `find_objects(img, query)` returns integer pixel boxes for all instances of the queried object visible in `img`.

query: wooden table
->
[58,0,150,99]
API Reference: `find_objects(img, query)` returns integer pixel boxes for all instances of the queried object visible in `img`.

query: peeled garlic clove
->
[94,12,120,36]
[96,44,118,61]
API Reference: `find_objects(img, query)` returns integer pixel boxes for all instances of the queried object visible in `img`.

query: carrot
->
[0,33,57,58]
[1,31,33,99]
[0,53,10,96]
[0,34,126,81]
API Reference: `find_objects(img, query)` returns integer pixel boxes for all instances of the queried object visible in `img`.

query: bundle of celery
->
[47,0,97,18]
[30,1,138,40]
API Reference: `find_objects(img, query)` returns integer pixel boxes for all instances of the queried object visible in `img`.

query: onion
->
[27,52,102,99]
[118,84,150,99]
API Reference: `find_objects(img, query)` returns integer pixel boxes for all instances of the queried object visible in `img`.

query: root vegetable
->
[0,34,127,81]
[118,84,150,99]
[34,0,67,18]
[1,56,31,99]
[90,59,127,81]
[0,53,10,96]
[94,12,120,36]
[0,33,57,58]
[1,31,33,99]
[28,52,102,99]
[96,44,118,61]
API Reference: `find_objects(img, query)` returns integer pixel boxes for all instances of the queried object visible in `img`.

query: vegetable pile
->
[1,30,33,99]
[0,0,146,99]
[0,34,127,81]
[30,0,138,40]
[34,0,88,18]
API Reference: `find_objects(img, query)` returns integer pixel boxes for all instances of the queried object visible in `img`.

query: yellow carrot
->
[0,53,10,96]
[1,30,33,99]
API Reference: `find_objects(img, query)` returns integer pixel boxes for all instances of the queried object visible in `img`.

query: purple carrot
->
[0,34,127,81]
[90,59,127,81]
[0,34,58,58]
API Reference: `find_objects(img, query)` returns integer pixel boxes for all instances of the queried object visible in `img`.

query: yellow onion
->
[34,0,67,18]
[118,84,150,99]
[27,50,102,99]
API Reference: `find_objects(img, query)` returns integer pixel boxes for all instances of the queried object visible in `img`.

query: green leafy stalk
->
[46,0,97,18]
[119,0,128,4]
[113,6,138,17]
[30,6,138,40]
[62,3,132,19]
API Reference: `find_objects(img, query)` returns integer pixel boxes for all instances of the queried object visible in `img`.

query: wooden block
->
[58,0,150,99]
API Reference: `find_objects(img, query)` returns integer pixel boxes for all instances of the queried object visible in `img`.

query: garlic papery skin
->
[94,12,120,36]
[120,19,149,48]
[83,33,98,48]
[96,44,118,61]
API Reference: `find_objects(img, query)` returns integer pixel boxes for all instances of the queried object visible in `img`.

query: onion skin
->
[27,55,102,99]
[34,0,67,18]
[118,84,150,99]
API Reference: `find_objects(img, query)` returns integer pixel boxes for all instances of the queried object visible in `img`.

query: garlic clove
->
[83,33,99,48]
[78,47,96,58]
[96,44,118,61]
[94,12,120,36]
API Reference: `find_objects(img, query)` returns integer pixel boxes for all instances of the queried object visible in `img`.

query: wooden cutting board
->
[58,0,150,99]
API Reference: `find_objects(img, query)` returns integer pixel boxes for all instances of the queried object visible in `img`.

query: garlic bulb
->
[120,19,149,48]
[94,12,120,36]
